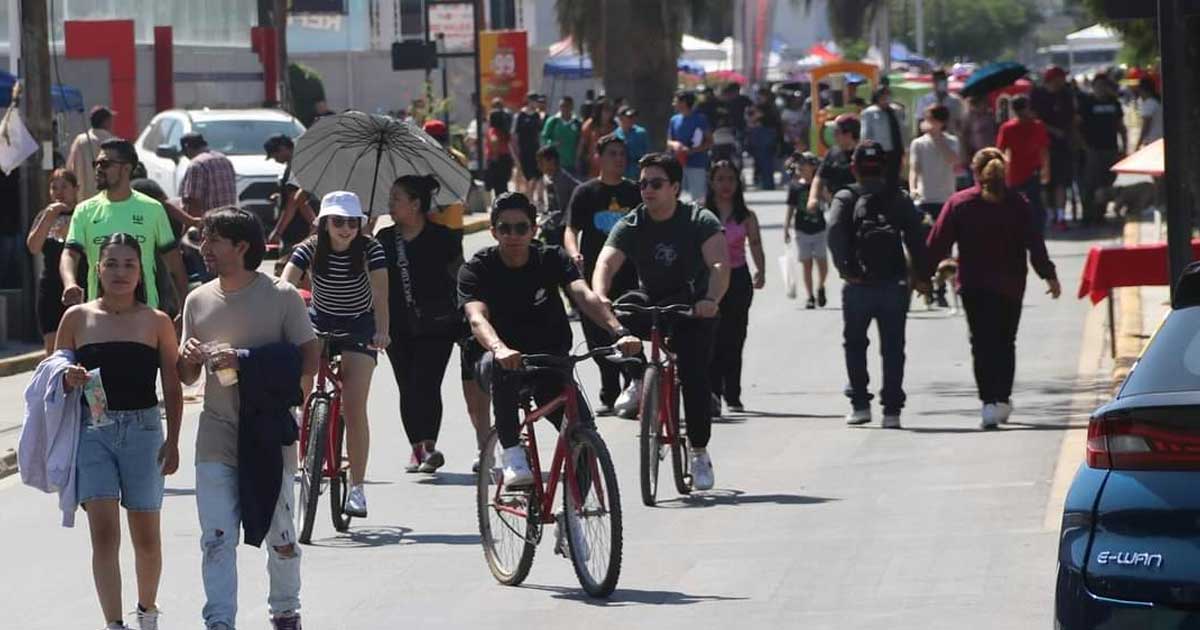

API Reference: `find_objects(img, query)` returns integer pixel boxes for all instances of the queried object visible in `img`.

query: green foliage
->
[840,39,870,61]
[1072,0,1158,66]
[890,0,1041,63]
[288,63,326,127]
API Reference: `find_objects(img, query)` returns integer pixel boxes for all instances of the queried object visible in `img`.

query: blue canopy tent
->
[0,71,85,112]
[542,48,706,107]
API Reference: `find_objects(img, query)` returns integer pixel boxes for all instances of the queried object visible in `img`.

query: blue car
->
[1056,271,1200,628]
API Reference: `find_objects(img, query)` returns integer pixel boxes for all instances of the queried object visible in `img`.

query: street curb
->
[1111,217,1144,391]
[0,351,43,378]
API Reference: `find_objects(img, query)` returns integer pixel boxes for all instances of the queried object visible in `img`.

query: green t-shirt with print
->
[65,190,178,308]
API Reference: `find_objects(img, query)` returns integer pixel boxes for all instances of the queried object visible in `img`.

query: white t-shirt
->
[909,133,961,205]
[1140,98,1164,144]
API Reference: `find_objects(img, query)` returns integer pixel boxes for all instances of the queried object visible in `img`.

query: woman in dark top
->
[380,175,465,474]
[26,169,82,353]
[56,232,182,630]
[925,148,1062,430]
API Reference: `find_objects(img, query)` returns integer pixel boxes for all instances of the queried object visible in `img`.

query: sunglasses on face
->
[327,216,359,229]
[93,159,127,170]
[638,177,669,191]
[495,221,531,236]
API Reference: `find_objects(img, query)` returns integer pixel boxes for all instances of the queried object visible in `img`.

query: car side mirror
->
[155,144,181,163]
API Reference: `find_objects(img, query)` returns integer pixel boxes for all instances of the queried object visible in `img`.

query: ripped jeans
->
[196,462,300,628]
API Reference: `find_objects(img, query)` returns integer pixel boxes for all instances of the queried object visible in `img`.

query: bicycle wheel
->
[563,427,623,598]
[298,396,329,545]
[669,373,691,495]
[638,367,663,507]
[329,416,352,532]
[476,429,538,586]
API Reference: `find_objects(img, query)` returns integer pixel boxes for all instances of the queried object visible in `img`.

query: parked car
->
[1056,265,1200,628]
[135,108,305,229]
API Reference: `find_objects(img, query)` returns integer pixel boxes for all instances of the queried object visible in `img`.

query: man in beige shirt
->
[65,106,115,200]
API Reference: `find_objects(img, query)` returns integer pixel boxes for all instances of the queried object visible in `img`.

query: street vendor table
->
[1077,239,1200,356]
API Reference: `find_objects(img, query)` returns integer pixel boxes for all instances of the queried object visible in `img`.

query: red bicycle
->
[614,303,693,506]
[476,345,626,598]
[296,331,353,544]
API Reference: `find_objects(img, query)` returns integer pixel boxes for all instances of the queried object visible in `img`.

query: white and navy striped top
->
[290,238,388,318]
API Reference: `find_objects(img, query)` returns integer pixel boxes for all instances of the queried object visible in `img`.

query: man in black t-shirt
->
[564,134,643,413]
[594,152,730,492]
[458,192,640,488]
[512,93,545,198]
[807,114,860,219]
[1078,74,1127,224]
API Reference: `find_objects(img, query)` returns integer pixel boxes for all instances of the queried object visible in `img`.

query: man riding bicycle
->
[458,192,641,488]
[592,152,730,491]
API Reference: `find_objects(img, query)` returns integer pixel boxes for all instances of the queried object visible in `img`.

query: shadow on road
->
[312,526,480,548]
[655,489,836,509]
[523,583,748,606]
[415,472,477,486]
[727,409,843,419]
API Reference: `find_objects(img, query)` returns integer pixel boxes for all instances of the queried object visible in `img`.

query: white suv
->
[135,108,306,228]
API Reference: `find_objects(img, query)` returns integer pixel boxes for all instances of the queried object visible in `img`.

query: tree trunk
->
[600,0,679,152]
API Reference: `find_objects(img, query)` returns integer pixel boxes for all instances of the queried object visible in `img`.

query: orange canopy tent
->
[1112,139,1164,176]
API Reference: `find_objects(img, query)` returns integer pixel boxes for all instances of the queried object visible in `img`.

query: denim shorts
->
[76,405,165,511]
[309,308,377,360]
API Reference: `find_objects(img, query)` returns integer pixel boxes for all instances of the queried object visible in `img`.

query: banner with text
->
[480,30,529,111]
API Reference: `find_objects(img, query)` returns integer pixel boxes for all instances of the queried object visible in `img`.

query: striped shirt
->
[290,238,387,318]
[179,150,238,213]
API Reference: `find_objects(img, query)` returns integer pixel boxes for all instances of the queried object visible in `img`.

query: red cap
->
[1043,65,1067,83]
[423,119,448,137]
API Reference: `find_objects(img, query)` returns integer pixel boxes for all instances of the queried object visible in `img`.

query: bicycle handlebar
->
[521,344,635,370]
[613,303,694,318]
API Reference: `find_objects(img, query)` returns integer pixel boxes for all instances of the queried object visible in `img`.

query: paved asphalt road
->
[0,188,1118,629]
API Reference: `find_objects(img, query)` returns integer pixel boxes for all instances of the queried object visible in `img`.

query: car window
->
[1121,307,1200,396]
[190,119,306,156]
[163,118,184,149]
[141,119,163,150]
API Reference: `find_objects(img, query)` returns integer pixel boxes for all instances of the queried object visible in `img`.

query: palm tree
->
[806,0,887,44]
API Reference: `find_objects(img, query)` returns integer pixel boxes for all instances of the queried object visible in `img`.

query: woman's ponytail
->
[972,147,1007,203]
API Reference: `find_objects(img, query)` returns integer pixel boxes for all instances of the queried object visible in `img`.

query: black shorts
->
[519,152,541,180]
[37,284,65,335]
[1048,143,1074,187]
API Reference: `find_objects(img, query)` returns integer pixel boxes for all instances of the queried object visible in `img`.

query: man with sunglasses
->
[564,133,642,415]
[61,138,188,311]
[458,192,641,488]
[592,152,730,491]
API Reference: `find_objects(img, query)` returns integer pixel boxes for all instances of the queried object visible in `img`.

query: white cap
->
[317,191,365,221]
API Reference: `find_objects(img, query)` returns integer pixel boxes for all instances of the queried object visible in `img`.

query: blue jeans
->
[76,406,165,510]
[842,282,910,413]
[683,167,708,203]
[196,461,300,628]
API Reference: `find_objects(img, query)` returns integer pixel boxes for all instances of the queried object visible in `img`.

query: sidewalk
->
[1112,209,1171,390]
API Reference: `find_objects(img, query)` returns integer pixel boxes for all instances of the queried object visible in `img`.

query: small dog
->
[923,258,960,314]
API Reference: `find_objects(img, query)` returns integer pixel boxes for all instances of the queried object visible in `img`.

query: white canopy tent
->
[681,35,734,73]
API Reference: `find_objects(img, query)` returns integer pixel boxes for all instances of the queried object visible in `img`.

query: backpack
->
[848,184,906,280]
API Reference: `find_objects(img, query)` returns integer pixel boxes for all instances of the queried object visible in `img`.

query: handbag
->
[392,229,460,336]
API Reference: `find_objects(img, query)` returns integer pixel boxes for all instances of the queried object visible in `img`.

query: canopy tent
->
[1112,139,1164,177]
[543,37,711,79]
[0,71,84,113]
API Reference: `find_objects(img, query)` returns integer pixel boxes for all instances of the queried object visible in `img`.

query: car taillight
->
[1087,414,1200,470]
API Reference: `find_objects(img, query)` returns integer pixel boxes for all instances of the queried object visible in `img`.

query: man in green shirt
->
[593,152,730,492]
[62,138,188,311]
[540,96,582,177]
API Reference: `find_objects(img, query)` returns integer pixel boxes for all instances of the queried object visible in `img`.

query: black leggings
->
[961,289,1023,404]
[474,351,594,449]
[385,333,455,445]
[710,266,753,404]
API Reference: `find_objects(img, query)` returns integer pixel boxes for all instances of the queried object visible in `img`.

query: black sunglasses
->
[93,159,128,169]
[638,177,669,191]
[326,216,359,229]
[496,221,531,236]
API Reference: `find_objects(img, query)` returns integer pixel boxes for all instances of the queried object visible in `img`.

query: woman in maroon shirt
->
[925,147,1062,429]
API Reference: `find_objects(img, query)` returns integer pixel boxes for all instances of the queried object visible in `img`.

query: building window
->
[489,0,515,30]
[400,0,423,40]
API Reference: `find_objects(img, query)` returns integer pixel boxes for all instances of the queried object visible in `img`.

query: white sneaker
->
[995,402,1013,423]
[691,450,714,491]
[136,606,159,630]
[501,446,534,488]
[846,408,872,425]
[614,379,641,419]
[345,484,368,517]
[881,414,902,429]
[981,403,1000,430]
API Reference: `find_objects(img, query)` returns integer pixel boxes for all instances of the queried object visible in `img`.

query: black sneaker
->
[805,296,816,310]
[817,287,827,307]
[935,293,949,308]
[711,394,722,418]
[726,399,745,413]
[595,402,616,417]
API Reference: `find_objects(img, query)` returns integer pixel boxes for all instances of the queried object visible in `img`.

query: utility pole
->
[259,0,290,108]
[1157,0,1200,292]
[19,0,51,340]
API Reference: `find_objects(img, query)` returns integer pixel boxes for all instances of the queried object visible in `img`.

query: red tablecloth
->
[1078,240,1200,304]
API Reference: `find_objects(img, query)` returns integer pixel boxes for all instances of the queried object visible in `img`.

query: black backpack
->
[849,185,906,280]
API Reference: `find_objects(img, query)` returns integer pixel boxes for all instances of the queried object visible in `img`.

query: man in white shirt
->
[909,104,960,309]
[916,69,965,136]
[65,106,115,200]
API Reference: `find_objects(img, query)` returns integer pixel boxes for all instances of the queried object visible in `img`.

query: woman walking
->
[925,148,1061,429]
[26,169,82,354]
[282,191,389,517]
[378,175,465,473]
[706,161,765,413]
[56,233,182,630]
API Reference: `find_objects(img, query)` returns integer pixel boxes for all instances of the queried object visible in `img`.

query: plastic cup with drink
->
[201,341,239,387]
